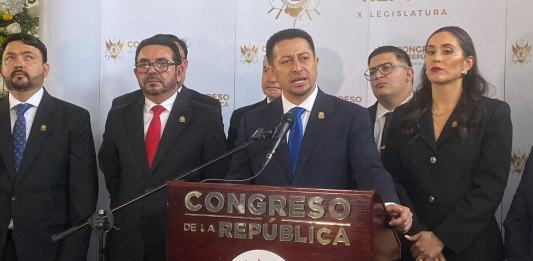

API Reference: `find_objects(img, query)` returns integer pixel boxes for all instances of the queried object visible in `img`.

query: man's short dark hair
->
[367,45,412,67]
[153,34,188,59]
[266,28,315,65]
[1,33,47,63]
[135,34,182,64]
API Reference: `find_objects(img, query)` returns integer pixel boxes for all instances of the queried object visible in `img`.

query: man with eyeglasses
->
[365,46,414,152]
[99,34,228,261]
[110,34,221,111]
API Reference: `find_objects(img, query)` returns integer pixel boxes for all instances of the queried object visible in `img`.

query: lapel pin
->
[40,124,47,132]
[318,112,325,120]
[451,121,458,128]
[178,116,186,123]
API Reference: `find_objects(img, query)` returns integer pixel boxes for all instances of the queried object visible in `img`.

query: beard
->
[139,74,177,96]
[4,71,40,92]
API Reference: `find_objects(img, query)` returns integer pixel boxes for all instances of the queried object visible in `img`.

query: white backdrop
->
[38,1,533,260]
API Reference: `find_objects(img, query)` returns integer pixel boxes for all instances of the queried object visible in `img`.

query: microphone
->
[202,112,294,184]
[51,128,271,243]
[267,112,294,156]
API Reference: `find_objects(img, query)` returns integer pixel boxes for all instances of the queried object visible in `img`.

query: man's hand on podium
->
[385,203,413,233]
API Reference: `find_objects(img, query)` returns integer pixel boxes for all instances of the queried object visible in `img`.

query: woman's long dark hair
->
[403,26,488,140]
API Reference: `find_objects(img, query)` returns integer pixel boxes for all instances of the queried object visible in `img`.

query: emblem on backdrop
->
[511,150,529,175]
[240,44,260,64]
[268,0,321,26]
[512,41,531,65]
[105,39,124,61]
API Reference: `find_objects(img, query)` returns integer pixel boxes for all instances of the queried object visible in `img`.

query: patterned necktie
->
[288,107,305,175]
[145,105,165,168]
[12,103,32,173]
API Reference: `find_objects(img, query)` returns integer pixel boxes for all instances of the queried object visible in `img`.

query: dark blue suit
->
[226,88,398,203]
[505,145,533,260]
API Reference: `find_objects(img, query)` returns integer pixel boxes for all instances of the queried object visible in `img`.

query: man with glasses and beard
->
[0,33,98,261]
[99,34,228,261]
[365,46,413,153]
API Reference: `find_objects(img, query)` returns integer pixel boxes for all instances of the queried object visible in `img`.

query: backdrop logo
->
[268,0,321,26]
[240,44,260,64]
[105,39,124,61]
[511,150,528,175]
[399,45,426,66]
[337,95,363,104]
[512,41,531,65]
[206,93,231,107]
[355,0,446,19]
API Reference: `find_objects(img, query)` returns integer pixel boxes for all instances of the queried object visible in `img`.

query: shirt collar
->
[376,93,413,119]
[281,84,318,114]
[9,87,44,110]
[144,88,179,113]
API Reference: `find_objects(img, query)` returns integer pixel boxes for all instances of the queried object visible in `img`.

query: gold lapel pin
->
[318,112,325,119]
[40,124,47,132]
[178,116,186,123]
[451,121,458,128]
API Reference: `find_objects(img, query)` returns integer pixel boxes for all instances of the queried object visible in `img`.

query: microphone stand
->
[50,128,271,261]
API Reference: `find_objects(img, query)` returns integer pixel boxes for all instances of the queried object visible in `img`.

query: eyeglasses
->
[134,61,179,73]
[364,62,410,81]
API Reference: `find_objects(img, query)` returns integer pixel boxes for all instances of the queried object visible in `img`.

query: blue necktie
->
[12,103,32,173]
[288,107,305,175]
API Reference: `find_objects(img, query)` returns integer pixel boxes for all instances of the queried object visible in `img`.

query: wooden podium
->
[166,182,400,261]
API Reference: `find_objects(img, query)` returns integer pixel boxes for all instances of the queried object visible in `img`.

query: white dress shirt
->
[9,87,44,139]
[143,88,180,139]
[281,85,318,137]
[373,95,412,149]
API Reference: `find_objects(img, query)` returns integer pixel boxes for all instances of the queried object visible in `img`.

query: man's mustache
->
[11,70,30,79]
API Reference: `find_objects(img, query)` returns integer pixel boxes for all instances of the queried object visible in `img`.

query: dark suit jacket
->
[226,88,398,203]
[382,97,512,260]
[0,90,98,261]
[99,89,228,261]
[111,86,221,110]
[368,102,378,134]
[226,98,267,149]
[505,145,533,261]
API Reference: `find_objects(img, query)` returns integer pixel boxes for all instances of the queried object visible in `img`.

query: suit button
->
[11,196,16,201]
[141,218,146,223]
[428,196,435,203]
[430,157,437,164]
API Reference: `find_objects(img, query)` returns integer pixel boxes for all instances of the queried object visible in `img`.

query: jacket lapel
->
[16,91,53,186]
[293,89,329,184]
[0,97,16,189]
[436,107,460,145]
[149,91,191,174]
[418,109,437,153]
[368,102,378,134]
[124,98,149,174]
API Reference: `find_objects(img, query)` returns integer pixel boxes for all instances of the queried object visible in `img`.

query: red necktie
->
[145,105,165,168]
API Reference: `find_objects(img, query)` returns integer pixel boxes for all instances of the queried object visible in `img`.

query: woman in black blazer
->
[382,26,512,261]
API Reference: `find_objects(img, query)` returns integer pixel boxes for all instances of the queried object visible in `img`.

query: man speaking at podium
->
[226,28,412,233]
[99,34,228,261]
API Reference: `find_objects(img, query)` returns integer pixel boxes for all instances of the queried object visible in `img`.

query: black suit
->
[505,145,533,261]
[382,97,512,260]
[226,88,399,203]
[368,102,378,134]
[226,98,267,149]
[0,90,98,261]
[99,89,228,261]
